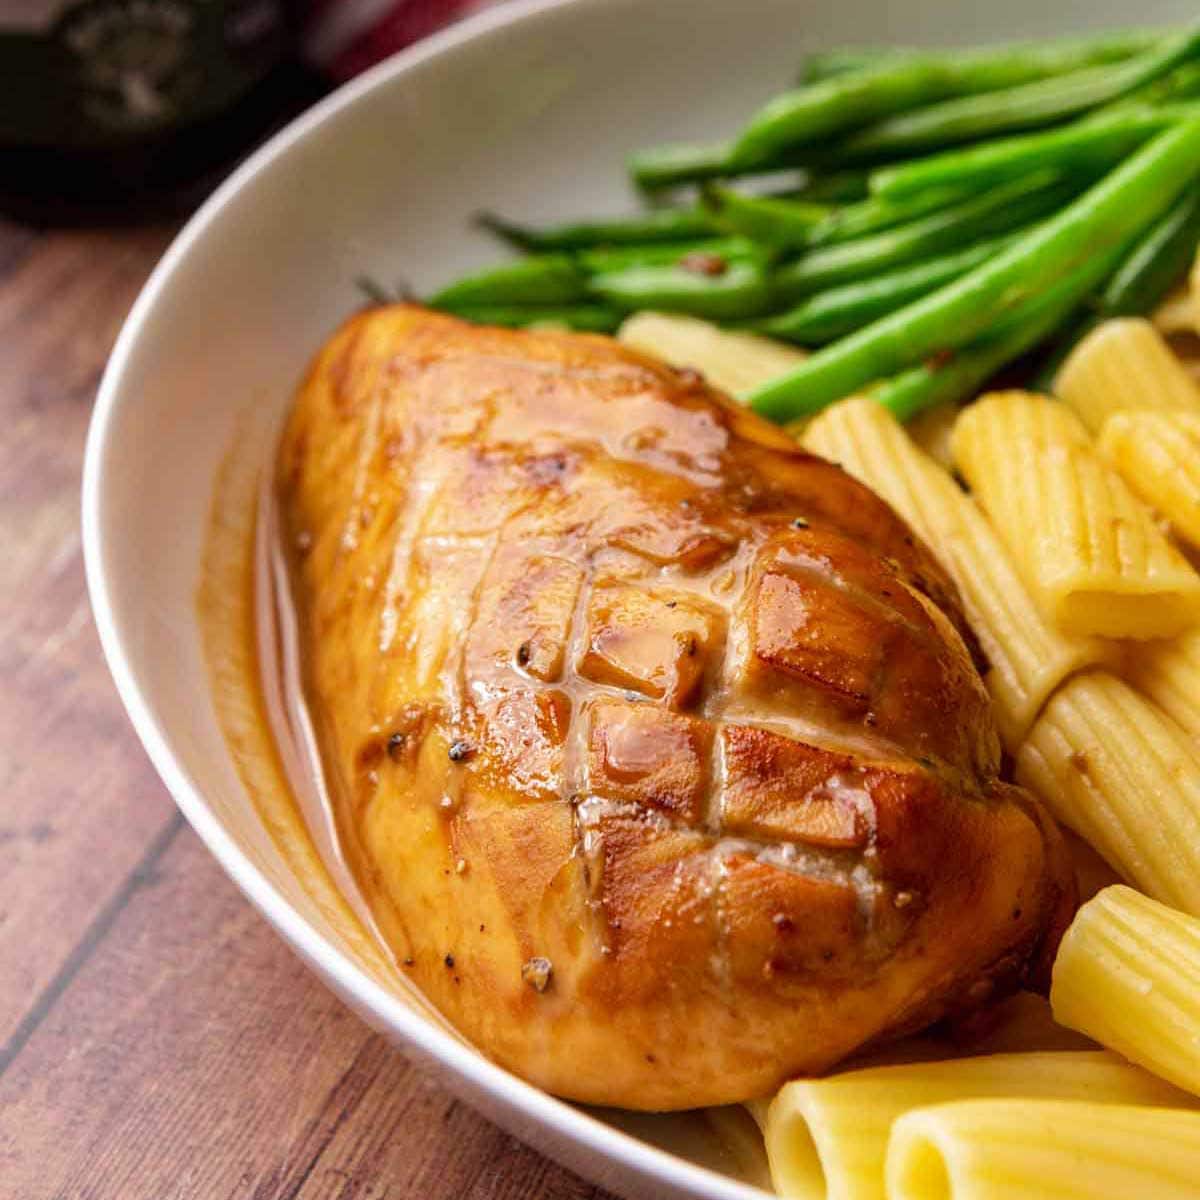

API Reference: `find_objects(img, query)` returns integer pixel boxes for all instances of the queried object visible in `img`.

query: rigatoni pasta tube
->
[1101,411,1200,548]
[952,391,1200,639]
[1052,885,1200,1098]
[905,401,959,472]
[617,312,805,397]
[1125,626,1200,741]
[1153,284,1197,336]
[1053,317,1200,434]
[802,397,1109,748]
[887,1100,1200,1200]
[759,1052,1190,1200]
[1016,671,1200,916]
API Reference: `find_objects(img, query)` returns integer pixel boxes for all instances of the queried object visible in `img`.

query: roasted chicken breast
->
[277,305,1074,1110]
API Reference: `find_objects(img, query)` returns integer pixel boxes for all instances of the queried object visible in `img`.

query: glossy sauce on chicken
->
[277,305,1074,1110]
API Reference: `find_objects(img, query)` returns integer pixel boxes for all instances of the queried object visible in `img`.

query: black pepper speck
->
[521,956,553,993]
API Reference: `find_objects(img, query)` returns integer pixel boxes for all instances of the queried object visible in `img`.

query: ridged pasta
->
[1101,410,1200,548]
[803,397,1110,748]
[616,312,805,397]
[1179,353,1200,386]
[906,401,960,471]
[887,1100,1200,1200]
[1052,885,1200,1099]
[1125,626,1200,741]
[1153,284,1197,337]
[1053,317,1200,434]
[952,391,1200,640]
[759,1051,1190,1200]
[1016,671,1200,916]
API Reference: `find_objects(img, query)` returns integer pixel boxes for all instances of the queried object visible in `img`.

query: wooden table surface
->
[0,218,616,1200]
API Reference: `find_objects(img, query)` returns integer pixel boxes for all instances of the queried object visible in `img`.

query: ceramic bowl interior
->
[84,1,1193,1196]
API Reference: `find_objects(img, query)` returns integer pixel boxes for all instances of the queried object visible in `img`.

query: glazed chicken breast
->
[277,305,1074,1110]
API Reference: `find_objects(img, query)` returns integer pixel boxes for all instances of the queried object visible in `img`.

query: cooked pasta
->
[1053,317,1200,434]
[887,1100,1200,1200]
[1125,626,1200,741]
[803,397,1110,748]
[1179,353,1200,386]
[1100,410,1200,548]
[1153,283,1197,337]
[951,391,1200,640]
[1052,885,1200,1099]
[1016,670,1200,916]
[905,401,960,471]
[759,1051,1189,1200]
[617,311,805,396]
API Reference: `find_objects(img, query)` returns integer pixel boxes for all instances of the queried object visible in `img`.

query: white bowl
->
[83,1,1192,1195]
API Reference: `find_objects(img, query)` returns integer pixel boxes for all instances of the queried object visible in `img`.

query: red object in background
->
[303,0,487,80]
[0,0,491,220]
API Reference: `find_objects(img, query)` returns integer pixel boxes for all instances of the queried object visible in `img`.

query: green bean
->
[577,236,764,273]
[450,304,622,333]
[842,28,1200,160]
[878,237,1130,420]
[628,148,864,194]
[748,118,1200,422]
[794,169,873,203]
[1123,57,1200,105]
[758,232,1019,345]
[732,62,982,168]
[474,206,718,251]
[802,30,1165,85]
[805,185,967,247]
[629,146,891,194]
[733,32,1190,168]
[1101,179,1200,315]
[772,173,1074,303]
[587,259,772,319]
[701,185,830,248]
[801,49,912,84]
[629,142,745,190]
[870,104,1198,200]
[430,255,587,309]
[703,180,963,253]
[1035,180,1200,387]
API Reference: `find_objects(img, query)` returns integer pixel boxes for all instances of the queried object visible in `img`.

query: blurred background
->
[0,0,495,221]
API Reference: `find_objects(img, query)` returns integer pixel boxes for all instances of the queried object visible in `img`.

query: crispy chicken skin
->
[277,305,1074,1110]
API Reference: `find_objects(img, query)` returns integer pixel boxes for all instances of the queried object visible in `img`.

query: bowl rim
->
[80,1,765,1197]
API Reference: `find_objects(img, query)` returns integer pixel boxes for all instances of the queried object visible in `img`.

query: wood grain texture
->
[0,221,179,1052]
[0,218,614,1200]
